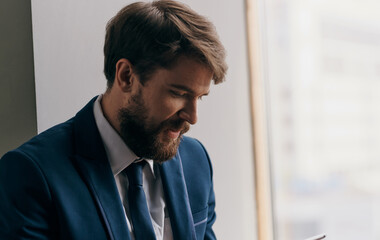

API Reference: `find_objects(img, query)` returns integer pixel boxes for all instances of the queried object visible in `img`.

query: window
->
[247,0,380,239]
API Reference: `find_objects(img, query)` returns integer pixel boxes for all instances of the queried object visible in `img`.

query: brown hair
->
[103,0,227,88]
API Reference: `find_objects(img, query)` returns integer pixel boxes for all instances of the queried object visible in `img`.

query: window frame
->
[246,0,275,239]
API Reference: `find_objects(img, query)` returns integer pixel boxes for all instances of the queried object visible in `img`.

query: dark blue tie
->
[126,161,156,240]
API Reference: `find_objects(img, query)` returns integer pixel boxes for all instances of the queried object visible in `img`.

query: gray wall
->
[0,0,37,156]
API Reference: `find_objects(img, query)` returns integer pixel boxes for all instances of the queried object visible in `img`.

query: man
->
[0,0,227,239]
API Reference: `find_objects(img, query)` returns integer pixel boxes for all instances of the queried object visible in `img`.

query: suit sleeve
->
[195,139,217,240]
[204,177,217,240]
[0,150,55,239]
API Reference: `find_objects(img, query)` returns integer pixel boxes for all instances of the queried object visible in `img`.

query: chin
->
[152,135,182,163]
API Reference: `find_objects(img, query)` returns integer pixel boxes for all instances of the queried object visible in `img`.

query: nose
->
[178,99,198,125]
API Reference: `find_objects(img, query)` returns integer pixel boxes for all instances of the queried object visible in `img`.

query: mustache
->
[162,119,190,134]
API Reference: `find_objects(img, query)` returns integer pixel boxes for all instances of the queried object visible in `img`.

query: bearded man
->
[0,1,227,239]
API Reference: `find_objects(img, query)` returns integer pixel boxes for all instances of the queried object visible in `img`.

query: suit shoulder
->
[2,118,75,164]
[180,136,208,154]
[179,136,213,176]
[178,136,214,211]
[32,118,74,144]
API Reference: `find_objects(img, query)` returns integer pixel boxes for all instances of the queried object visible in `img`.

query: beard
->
[118,90,190,163]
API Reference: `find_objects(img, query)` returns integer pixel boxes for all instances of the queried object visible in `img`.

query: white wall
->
[31,0,256,239]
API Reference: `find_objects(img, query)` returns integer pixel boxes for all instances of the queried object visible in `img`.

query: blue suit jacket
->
[0,98,216,240]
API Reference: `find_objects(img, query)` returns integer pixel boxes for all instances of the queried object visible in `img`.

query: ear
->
[114,58,136,92]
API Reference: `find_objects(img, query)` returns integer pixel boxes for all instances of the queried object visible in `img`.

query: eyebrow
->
[169,84,210,96]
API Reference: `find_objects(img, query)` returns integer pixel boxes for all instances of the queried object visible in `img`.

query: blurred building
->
[262,0,380,239]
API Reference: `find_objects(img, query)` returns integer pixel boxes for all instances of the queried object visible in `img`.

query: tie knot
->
[126,161,145,186]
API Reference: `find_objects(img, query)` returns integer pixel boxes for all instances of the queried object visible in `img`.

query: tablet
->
[304,233,326,240]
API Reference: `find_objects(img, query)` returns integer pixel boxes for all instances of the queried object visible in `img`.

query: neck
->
[101,91,121,133]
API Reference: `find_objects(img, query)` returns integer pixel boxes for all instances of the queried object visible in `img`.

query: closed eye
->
[170,90,187,97]
[170,89,208,101]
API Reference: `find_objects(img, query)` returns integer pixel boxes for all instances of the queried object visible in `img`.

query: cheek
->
[150,98,183,123]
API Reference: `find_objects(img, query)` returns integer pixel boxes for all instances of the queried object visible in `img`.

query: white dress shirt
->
[93,95,173,240]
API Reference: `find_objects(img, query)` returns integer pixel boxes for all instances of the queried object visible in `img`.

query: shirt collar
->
[93,95,155,177]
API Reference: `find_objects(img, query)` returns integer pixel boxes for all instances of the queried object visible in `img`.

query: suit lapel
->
[159,153,196,240]
[72,97,131,240]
